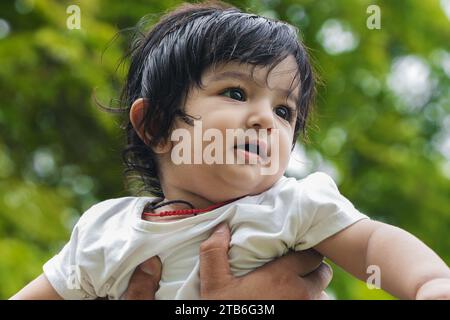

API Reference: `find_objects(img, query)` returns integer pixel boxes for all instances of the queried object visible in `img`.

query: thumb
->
[139,256,162,279]
[122,256,162,300]
[302,262,333,299]
[199,223,232,294]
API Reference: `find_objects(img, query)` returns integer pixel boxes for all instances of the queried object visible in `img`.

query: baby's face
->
[161,55,300,203]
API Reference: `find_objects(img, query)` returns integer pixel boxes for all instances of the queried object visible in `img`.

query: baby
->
[12,1,450,299]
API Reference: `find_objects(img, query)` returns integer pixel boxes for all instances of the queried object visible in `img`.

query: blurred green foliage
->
[0,0,449,299]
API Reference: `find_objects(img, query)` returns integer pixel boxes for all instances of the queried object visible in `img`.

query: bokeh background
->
[0,0,449,299]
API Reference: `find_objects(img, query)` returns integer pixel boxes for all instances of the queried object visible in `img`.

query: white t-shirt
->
[43,172,368,300]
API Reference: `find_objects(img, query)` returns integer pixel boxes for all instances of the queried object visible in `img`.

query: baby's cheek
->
[277,135,293,169]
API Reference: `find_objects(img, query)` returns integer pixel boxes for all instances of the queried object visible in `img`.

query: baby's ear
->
[130,98,148,142]
[129,98,172,154]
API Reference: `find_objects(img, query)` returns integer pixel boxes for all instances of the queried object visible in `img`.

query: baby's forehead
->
[202,56,301,96]
[203,61,258,80]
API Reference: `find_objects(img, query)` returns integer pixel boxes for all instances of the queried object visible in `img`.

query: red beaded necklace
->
[142,197,240,217]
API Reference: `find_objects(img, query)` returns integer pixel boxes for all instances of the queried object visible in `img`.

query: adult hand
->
[121,256,162,300]
[199,223,332,300]
[123,223,332,300]
[415,278,450,300]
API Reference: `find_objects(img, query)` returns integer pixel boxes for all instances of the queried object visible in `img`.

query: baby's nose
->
[246,102,274,130]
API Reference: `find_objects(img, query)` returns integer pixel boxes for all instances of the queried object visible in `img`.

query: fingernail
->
[140,265,154,276]
[214,223,228,234]
[140,260,158,276]
[322,262,333,277]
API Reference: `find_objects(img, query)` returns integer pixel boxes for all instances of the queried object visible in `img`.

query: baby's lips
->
[233,139,269,160]
[257,139,269,159]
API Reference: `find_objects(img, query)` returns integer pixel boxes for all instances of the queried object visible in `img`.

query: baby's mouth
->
[233,140,269,161]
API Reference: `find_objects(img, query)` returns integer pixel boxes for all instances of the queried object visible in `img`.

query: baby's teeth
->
[247,144,258,154]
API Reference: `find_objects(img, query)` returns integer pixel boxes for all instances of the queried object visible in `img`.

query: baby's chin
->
[216,182,277,204]
[210,167,282,201]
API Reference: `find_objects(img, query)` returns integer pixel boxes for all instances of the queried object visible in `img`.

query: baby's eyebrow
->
[210,71,299,105]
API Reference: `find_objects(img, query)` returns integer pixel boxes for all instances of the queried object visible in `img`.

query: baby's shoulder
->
[75,196,148,233]
[295,171,339,195]
[271,171,337,195]
[271,172,340,208]
[297,171,336,187]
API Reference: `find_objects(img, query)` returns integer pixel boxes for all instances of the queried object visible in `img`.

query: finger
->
[140,256,162,279]
[259,249,324,277]
[122,256,162,300]
[302,262,333,299]
[199,223,233,293]
[317,291,331,300]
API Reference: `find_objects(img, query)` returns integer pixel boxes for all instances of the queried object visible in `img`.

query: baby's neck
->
[160,187,217,210]
[157,165,260,210]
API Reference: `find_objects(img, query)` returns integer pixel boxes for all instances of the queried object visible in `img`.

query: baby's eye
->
[221,87,246,101]
[275,106,293,121]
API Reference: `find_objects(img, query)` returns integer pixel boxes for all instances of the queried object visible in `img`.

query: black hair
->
[111,1,316,198]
